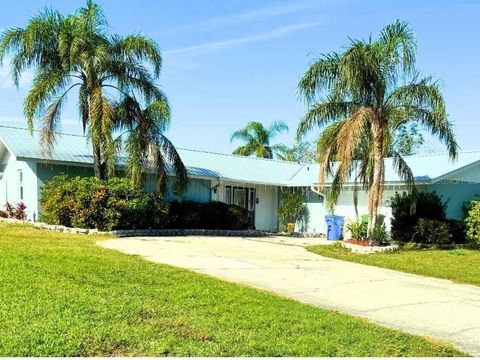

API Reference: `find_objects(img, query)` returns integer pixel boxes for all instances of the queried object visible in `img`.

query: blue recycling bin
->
[325,215,344,240]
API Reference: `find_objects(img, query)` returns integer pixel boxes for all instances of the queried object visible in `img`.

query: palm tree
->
[297,20,457,231]
[0,1,185,192]
[113,97,189,193]
[276,140,318,162]
[231,121,288,159]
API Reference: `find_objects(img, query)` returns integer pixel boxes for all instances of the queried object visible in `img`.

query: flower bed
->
[344,239,370,246]
[342,240,399,254]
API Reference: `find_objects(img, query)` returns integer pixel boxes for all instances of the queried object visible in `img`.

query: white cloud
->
[164,21,323,56]
[0,58,34,89]
[159,1,327,36]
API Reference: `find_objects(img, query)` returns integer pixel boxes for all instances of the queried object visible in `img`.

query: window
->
[18,170,23,200]
[225,186,232,204]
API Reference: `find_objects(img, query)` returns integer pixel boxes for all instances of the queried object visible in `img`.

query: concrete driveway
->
[99,236,480,355]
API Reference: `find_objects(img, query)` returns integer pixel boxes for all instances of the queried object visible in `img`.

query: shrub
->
[414,218,451,245]
[368,216,389,245]
[369,223,388,245]
[446,219,467,244]
[40,175,169,231]
[3,202,27,220]
[346,220,366,240]
[465,200,480,245]
[390,191,448,243]
[278,191,309,232]
[462,195,480,219]
[164,201,250,230]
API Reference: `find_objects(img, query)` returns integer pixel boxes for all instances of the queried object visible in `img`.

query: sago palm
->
[231,121,288,159]
[0,1,181,192]
[297,20,457,230]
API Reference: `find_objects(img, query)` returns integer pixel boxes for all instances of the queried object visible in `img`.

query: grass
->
[0,224,466,357]
[308,243,480,286]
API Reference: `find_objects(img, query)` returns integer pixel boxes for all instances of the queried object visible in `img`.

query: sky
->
[0,0,478,154]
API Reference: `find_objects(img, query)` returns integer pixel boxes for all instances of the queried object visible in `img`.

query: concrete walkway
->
[99,236,480,355]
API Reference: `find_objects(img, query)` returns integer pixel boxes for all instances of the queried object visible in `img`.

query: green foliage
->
[414,218,451,245]
[347,214,387,244]
[465,201,480,245]
[446,219,467,244]
[368,217,389,245]
[296,20,457,227]
[462,195,480,219]
[390,191,448,243]
[0,224,464,356]
[391,122,425,156]
[230,121,288,159]
[164,201,250,230]
[40,175,168,231]
[277,140,317,162]
[0,1,187,193]
[278,191,309,232]
[346,219,367,240]
[347,221,364,240]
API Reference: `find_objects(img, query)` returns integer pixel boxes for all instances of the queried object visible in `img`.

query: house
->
[1,125,480,233]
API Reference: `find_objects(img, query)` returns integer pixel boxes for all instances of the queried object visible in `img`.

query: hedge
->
[40,175,251,231]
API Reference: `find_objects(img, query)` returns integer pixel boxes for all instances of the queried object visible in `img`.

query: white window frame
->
[18,170,24,200]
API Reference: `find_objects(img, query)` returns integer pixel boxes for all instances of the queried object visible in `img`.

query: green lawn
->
[0,224,466,357]
[308,243,480,286]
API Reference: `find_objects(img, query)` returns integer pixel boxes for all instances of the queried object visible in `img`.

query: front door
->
[225,185,256,228]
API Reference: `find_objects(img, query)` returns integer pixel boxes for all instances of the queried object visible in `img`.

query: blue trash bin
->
[325,215,344,240]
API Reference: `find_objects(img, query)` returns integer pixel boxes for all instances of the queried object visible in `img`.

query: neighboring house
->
[0,125,480,233]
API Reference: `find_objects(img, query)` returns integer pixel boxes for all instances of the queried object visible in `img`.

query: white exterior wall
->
[0,151,39,220]
[254,185,278,232]
[303,201,327,234]
[332,187,400,230]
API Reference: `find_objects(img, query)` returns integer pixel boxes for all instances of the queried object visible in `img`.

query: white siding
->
[332,187,400,229]
[0,148,39,220]
[254,185,278,232]
[303,202,327,234]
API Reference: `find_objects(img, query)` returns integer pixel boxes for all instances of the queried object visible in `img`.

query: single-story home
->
[1,125,479,233]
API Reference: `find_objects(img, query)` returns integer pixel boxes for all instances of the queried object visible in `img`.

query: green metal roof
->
[0,125,479,186]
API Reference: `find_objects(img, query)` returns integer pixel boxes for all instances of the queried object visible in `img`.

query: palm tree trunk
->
[368,119,385,234]
[93,142,105,180]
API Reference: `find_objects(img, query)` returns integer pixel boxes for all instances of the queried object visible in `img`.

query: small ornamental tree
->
[278,191,309,232]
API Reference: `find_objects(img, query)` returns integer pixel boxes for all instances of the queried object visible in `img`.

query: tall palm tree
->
[231,121,288,159]
[0,1,185,192]
[297,20,457,230]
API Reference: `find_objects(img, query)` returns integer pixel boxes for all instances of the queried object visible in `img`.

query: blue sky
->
[0,0,478,154]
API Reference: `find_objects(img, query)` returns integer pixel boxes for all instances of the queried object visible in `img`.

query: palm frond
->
[297,53,341,103]
[159,135,189,194]
[297,100,356,138]
[111,34,162,77]
[387,78,458,158]
[267,120,289,138]
[391,150,415,189]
